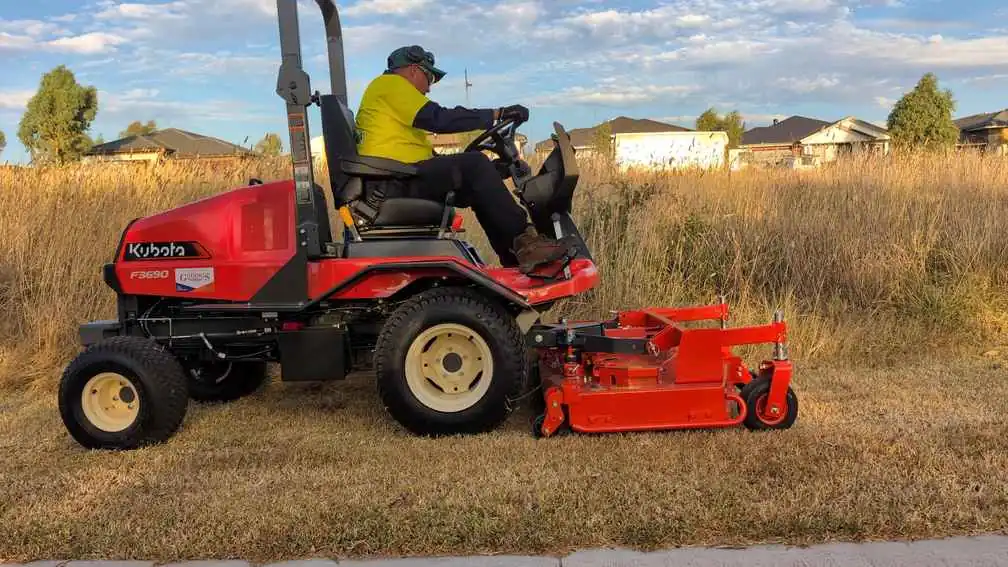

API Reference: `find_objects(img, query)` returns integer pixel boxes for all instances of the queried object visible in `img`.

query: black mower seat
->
[369,197,447,227]
[341,156,418,179]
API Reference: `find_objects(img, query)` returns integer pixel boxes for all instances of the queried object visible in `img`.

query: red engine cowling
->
[113,180,296,301]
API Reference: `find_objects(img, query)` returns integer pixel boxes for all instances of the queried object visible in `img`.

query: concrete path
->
[6,535,1008,566]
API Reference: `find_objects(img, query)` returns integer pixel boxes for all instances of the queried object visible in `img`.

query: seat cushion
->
[371,198,448,227]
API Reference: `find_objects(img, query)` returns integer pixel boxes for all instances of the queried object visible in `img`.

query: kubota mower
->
[58,0,797,450]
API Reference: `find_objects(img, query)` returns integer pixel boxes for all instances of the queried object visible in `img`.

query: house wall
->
[959,128,1008,155]
[612,131,728,171]
[733,144,796,168]
[82,152,162,163]
[801,123,889,162]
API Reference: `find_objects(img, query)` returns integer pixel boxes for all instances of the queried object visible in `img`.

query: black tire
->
[374,286,527,436]
[742,376,798,431]
[531,413,547,438]
[184,360,269,402]
[58,336,189,450]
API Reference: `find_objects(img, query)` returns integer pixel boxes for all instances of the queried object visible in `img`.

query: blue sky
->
[2,0,1008,164]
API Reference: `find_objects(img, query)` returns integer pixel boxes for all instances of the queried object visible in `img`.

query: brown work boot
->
[512,226,577,274]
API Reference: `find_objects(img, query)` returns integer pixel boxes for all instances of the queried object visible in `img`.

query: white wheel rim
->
[81,372,140,432]
[404,323,494,413]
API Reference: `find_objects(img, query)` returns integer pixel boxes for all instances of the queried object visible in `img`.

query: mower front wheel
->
[58,336,189,450]
[741,376,798,431]
[374,287,526,436]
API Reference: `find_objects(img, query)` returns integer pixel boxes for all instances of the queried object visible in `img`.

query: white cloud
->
[534,84,699,106]
[874,96,895,109]
[343,0,434,17]
[46,32,126,54]
[0,19,66,37]
[775,74,842,94]
[97,88,272,124]
[0,90,33,111]
[95,2,189,20]
[0,33,35,51]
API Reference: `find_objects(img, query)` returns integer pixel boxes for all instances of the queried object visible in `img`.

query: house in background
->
[534,116,692,158]
[84,128,254,163]
[734,116,889,169]
[955,109,1008,155]
[534,116,728,170]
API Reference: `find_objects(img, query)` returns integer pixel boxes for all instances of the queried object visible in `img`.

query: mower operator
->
[354,45,575,273]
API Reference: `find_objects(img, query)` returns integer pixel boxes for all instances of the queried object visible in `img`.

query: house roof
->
[740,116,832,146]
[534,116,691,152]
[86,128,254,158]
[955,109,1008,132]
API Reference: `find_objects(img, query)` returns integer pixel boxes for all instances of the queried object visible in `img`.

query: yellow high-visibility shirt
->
[355,73,434,164]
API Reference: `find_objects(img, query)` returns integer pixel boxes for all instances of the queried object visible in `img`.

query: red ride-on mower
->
[58,0,798,450]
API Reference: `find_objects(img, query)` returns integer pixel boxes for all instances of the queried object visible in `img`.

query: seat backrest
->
[318,94,363,204]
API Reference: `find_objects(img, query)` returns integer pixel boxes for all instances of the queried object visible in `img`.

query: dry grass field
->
[0,152,1005,561]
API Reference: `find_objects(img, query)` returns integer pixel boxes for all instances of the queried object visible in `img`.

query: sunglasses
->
[405,45,436,84]
[415,65,435,84]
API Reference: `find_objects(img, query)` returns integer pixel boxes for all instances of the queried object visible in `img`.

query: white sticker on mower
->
[175,267,214,292]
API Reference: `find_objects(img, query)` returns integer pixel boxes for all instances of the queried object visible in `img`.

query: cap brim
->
[429,66,446,83]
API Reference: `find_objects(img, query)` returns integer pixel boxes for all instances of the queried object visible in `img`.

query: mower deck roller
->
[527,300,797,437]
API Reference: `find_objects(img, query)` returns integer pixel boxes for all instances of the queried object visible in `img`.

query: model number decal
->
[124,241,203,261]
[130,270,170,280]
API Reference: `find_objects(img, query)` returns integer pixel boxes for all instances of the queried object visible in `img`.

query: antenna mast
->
[465,68,473,106]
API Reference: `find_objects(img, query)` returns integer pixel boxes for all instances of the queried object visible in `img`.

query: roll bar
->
[314,0,348,105]
[274,0,348,262]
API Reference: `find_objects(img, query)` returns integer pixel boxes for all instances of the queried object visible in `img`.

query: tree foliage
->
[695,107,745,148]
[0,130,6,159]
[886,73,959,151]
[119,120,158,138]
[17,65,98,164]
[592,121,614,162]
[254,133,283,156]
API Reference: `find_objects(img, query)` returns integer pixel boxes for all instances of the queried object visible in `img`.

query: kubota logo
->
[123,241,201,261]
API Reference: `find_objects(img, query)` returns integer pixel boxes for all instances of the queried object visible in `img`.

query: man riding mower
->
[56,0,797,451]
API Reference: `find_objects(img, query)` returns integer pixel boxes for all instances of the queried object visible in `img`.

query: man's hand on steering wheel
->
[496,104,529,125]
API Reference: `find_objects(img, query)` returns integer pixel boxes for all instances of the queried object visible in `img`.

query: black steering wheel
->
[464,116,531,183]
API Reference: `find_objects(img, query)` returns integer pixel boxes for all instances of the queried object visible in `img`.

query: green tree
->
[93,134,105,146]
[17,65,98,164]
[254,132,283,156]
[119,120,157,138]
[695,108,721,132]
[0,130,6,159]
[886,72,959,151]
[722,110,745,149]
[592,121,614,162]
[695,107,745,148]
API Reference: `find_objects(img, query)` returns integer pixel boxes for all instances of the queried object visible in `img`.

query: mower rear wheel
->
[374,287,526,436]
[184,360,269,402]
[58,336,189,450]
[741,376,798,431]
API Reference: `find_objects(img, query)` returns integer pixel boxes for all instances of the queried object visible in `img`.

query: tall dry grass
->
[0,152,1005,390]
